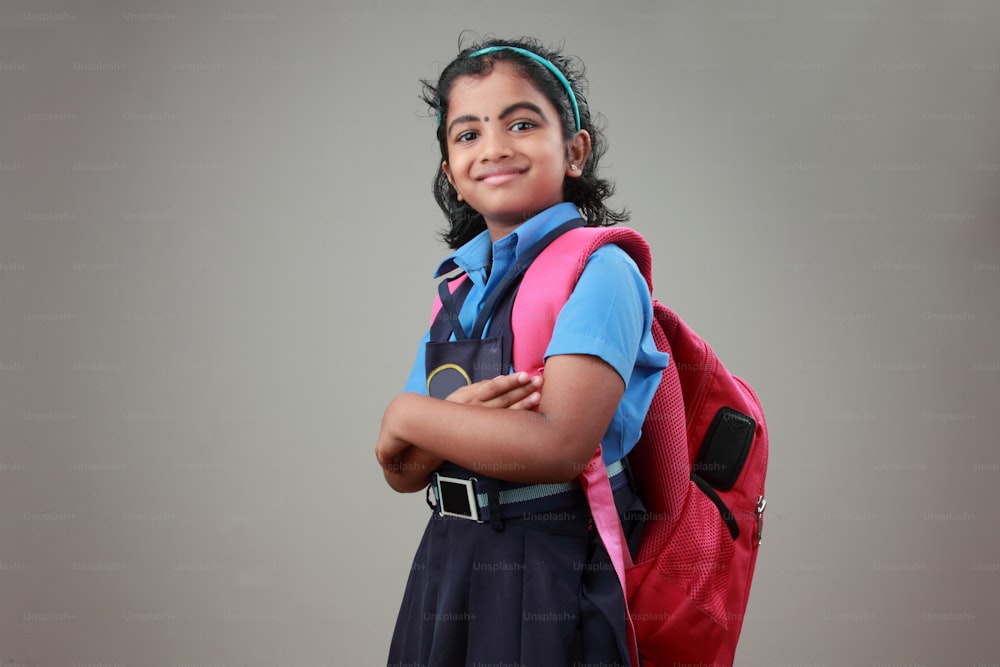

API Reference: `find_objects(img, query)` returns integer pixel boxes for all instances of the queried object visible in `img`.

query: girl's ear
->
[565,130,592,178]
[442,161,463,202]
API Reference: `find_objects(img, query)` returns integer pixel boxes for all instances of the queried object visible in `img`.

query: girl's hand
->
[377,373,543,493]
[446,372,543,409]
[378,373,541,466]
[383,446,443,493]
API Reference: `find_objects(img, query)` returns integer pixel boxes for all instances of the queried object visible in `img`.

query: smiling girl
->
[376,37,667,667]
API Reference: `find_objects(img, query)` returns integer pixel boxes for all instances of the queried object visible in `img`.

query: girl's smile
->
[441,61,590,240]
[478,167,524,186]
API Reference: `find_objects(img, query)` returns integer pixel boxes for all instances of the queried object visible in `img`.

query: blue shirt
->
[404,202,669,463]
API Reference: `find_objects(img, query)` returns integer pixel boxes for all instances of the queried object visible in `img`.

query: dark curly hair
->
[421,35,629,249]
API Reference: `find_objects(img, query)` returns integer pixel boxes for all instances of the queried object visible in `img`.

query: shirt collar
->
[433,202,582,278]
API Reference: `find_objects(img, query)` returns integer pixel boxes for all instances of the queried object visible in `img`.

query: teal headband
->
[438,45,582,132]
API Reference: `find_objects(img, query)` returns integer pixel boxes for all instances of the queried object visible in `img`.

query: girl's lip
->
[478,168,524,186]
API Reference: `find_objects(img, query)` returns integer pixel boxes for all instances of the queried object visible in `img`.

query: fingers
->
[376,437,403,469]
[375,448,397,470]
[446,372,543,407]
[506,388,541,411]
[476,373,543,408]
[481,372,533,399]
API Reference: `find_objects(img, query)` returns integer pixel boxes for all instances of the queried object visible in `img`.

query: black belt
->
[427,459,629,523]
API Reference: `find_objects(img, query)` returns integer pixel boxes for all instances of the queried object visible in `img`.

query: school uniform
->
[388,202,668,667]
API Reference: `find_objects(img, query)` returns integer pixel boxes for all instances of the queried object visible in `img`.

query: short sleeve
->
[544,244,651,381]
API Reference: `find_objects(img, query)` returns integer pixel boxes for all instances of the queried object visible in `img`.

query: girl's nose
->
[479,126,513,161]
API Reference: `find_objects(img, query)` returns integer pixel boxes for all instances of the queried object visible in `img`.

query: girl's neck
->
[484,205,559,243]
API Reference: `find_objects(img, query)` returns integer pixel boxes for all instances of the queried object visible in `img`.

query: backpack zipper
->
[755,495,767,546]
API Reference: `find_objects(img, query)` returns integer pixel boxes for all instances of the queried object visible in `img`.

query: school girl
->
[376,36,668,667]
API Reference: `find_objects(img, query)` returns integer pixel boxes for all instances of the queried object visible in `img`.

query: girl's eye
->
[511,120,536,132]
[455,130,478,143]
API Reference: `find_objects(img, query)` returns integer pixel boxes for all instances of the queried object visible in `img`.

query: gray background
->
[1,1,998,665]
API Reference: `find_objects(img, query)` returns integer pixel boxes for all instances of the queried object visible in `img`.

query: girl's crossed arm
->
[379,372,544,492]
[376,353,624,487]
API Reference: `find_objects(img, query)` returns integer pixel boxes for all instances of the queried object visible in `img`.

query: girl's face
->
[442,61,590,239]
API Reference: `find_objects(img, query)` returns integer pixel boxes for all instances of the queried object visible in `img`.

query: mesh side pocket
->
[649,481,734,625]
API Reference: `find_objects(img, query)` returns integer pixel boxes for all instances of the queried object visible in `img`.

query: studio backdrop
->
[1,1,998,665]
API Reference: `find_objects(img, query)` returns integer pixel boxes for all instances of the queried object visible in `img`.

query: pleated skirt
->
[387,481,646,667]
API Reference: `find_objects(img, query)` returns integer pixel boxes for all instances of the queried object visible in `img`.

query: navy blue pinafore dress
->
[387,220,646,667]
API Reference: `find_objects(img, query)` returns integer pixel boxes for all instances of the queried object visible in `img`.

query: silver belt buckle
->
[435,474,481,522]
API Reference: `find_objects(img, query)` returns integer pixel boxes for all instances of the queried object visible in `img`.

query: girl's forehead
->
[447,62,555,114]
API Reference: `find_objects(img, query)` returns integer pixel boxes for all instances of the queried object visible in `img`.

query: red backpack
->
[509,226,769,667]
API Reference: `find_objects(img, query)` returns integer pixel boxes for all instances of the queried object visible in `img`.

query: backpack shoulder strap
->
[428,217,586,345]
[510,226,653,373]
[429,275,473,343]
[513,226,691,667]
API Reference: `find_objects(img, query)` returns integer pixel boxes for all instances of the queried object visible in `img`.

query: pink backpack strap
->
[512,226,657,667]
[510,227,652,374]
[580,445,640,667]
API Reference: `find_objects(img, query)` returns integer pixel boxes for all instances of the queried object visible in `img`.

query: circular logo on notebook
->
[426,363,471,398]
